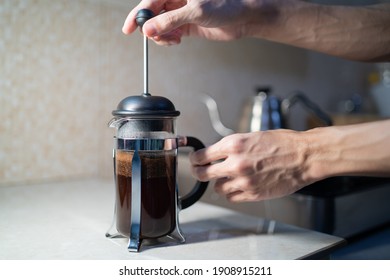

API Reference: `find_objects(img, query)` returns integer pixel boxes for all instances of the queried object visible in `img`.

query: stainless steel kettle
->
[203,87,332,137]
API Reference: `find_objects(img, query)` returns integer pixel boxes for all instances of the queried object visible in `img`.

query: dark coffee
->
[115,149,176,239]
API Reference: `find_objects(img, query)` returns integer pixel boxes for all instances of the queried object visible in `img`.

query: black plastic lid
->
[112,93,180,117]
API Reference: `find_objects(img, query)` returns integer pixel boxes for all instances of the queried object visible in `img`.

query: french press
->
[105,9,208,252]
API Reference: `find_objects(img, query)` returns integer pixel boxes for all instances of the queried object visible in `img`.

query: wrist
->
[245,0,304,38]
[303,126,343,181]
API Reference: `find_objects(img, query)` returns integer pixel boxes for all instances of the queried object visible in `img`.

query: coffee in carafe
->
[115,149,176,238]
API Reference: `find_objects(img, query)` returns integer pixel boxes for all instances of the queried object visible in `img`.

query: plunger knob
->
[135,9,155,28]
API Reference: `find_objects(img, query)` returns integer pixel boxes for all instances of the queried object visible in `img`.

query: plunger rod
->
[144,35,148,94]
[135,9,155,95]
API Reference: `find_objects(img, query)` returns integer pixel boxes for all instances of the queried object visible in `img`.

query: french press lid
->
[112,93,180,118]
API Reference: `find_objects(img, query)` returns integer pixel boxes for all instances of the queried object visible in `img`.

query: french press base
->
[105,166,186,253]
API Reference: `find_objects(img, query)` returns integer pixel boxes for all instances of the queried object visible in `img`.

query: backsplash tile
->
[1,0,103,184]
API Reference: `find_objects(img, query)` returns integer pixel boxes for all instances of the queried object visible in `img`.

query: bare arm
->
[123,0,390,62]
[306,119,390,179]
[190,120,390,202]
[249,0,390,62]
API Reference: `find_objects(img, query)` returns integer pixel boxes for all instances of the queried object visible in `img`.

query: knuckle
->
[189,149,208,166]
[230,159,252,175]
[240,176,253,188]
[222,134,247,153]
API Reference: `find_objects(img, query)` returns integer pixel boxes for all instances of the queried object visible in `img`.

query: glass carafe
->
[106,93,208,252]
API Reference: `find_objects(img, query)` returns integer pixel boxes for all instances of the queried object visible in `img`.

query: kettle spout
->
[201,93,235,137]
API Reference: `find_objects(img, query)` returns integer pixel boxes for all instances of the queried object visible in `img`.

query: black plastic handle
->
[135,9,155,28]
[179,136,209,210]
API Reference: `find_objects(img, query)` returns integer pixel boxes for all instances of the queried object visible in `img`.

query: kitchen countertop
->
[0,179,344,260]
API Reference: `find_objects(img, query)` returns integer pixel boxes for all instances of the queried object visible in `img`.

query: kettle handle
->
[179,136,209,210]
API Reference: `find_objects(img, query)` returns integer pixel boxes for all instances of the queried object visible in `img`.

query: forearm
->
[304,120,390,181]
[247,0,390,62]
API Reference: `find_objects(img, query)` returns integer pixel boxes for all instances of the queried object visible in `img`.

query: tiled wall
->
[0,0,373,186]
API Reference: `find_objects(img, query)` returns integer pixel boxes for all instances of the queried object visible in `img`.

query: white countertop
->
[0,179,344,260]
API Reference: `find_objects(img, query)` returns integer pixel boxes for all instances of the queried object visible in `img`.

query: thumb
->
[143,6,192,37]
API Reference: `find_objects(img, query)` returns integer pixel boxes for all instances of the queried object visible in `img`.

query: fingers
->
[122,0,167,34]
[214,177,237,194]
[143,6,190,37]
[190,160,231,182]
[214,177,262,203]
[189,135,251,181]
[122,1,192,38]
[150,29,184,46]
[189,142,231,181]
[226,191,261,203]
[189,139,229,166]
[122,1,148,34]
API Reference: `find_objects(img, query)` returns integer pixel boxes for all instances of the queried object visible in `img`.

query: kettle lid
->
[112,93,180,117]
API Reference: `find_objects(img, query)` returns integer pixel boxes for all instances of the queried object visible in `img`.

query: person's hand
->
[122,0,260,46]
[190,120,390,202]
[189,130,318,202]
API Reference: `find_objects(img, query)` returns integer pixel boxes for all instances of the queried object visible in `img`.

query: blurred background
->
[2,0,387,186]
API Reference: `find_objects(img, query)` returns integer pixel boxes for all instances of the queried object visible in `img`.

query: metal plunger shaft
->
[135,9,155,95]
[143,35,148,94]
